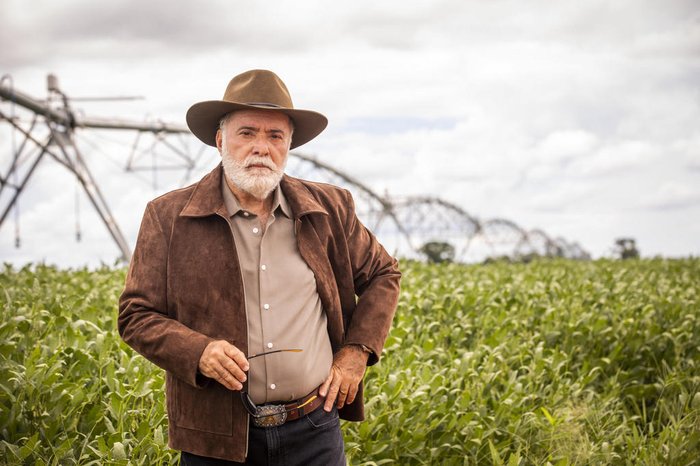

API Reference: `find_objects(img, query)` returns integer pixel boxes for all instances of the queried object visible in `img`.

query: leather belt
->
[251,389,324,428]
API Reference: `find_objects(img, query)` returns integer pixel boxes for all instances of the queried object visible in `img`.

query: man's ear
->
[215,129,223,155]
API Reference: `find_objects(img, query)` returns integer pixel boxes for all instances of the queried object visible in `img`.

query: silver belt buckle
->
[252,404,287,428]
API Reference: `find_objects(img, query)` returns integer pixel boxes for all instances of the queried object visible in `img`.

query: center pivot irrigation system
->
[0,74,589,263]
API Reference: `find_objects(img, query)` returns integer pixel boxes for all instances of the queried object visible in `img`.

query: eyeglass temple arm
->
[247,348,303,360]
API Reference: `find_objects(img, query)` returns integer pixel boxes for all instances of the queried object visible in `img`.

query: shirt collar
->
[220,174,291,219]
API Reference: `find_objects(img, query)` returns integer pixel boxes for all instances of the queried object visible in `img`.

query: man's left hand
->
[319,345,369,412]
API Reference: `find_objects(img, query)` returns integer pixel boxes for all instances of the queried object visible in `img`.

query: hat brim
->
[186,101,328,150]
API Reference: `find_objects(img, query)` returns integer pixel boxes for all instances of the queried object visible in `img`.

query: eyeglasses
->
[241,348,310,419]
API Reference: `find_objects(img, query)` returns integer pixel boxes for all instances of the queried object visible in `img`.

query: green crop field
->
[1,259,699,465]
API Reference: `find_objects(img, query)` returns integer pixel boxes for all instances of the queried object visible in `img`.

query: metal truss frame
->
[1,74,590,263]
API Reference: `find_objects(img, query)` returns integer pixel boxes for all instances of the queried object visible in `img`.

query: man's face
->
[216,109,293,200]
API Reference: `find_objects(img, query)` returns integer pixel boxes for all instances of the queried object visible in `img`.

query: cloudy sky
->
[1,0,698,267]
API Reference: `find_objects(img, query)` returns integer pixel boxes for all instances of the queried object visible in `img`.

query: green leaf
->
[154,425,164,446]
[112,441,126,461]
[488,440,504,466]
[540,407,556,426]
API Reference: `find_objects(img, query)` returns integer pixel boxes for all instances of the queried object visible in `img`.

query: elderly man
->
[118,69,401,465]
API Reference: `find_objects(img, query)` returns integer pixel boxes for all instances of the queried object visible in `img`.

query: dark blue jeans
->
[180,406,346,466]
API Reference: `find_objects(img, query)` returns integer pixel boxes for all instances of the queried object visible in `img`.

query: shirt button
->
[263,304,270,310]
[267,342,273,349]
[270,383,276,390]
[252,227,259,234]
[261,264,267,271]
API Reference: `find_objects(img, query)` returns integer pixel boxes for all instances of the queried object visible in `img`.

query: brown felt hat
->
[186,69,328,149]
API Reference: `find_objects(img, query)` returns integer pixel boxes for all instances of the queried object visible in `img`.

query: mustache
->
[243,157,278,170]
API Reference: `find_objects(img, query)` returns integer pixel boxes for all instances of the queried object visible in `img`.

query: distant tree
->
[517,252,541,263]
[482,255,513,265]
[614,237,640,259]
[484,252,541,264]
[419,241,455,263]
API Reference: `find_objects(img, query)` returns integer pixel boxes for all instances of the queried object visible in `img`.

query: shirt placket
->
[240,211,266,403]
[258,212,278,401]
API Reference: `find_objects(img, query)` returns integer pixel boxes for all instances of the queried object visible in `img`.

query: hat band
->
[244,102,285,108]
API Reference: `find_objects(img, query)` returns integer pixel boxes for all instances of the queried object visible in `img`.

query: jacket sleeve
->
[341,190,401,366]
[118,202,214,388]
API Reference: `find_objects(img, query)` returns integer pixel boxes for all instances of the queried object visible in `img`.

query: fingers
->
[320,346,368,410]
[345,383,359,406]
[336,384,349,409]
[217,355,247,388]
[319,372,333,400]
[322,366,343,412]
[224,344,249,372]
[211,364,243,391]
[198,340,249,391]
[320,368,336,411]
[319,365,357,412]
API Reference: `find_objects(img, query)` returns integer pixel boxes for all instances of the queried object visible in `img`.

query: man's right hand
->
[198,340,249,391]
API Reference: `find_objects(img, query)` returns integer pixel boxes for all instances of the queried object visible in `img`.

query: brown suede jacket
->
[118,165,401,462]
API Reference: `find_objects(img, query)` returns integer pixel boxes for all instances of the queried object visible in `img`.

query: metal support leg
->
[0,148,47,227]
[48,125,132,262]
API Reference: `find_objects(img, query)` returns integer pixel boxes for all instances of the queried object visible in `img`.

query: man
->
[118,69,401,465]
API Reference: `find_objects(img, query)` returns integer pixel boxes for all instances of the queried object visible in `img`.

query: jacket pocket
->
[171,377,233,435]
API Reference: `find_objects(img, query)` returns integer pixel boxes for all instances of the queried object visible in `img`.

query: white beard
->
[221,151,286,200]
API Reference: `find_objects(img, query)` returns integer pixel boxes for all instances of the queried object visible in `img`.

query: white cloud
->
[567,140,657,178]
[640,182,700,210]
[534,129,600,163]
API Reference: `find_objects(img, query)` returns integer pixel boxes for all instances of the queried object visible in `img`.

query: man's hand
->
[319,345,369,412]
[198,340,249,391]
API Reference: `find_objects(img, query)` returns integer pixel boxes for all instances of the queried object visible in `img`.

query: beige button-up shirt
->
[221,177,333,404]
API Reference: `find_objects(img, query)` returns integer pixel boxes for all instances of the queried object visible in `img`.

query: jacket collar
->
[180,165,228,218]
[180,164,327,219]
[280,174,328,218]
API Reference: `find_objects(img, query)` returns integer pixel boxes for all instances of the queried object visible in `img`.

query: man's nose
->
[250,135,271,155]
